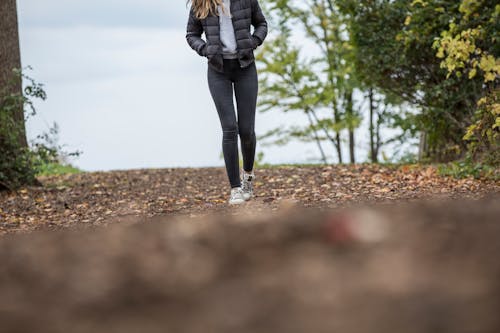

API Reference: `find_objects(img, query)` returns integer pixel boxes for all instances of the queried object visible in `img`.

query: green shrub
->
[437,157,499,180]
[36,162,81,177]
[0,68,81,190]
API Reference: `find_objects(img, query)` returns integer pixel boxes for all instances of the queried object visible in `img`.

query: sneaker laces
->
[243,170,255,181]
[242,171,255,192]
[230,187,244,200]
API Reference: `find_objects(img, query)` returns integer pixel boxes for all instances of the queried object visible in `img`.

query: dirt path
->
[0,194,499,333]
[1,165,499,332]
[0,164,498,235]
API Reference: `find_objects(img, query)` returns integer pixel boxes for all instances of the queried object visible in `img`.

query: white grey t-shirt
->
[217,0,238,58]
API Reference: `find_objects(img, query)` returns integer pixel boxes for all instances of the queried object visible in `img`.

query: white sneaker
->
[229,186,246,205]
[241,170,255,200]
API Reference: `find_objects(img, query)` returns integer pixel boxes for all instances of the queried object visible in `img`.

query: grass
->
[436,161,499,181]
[36,162,82,176]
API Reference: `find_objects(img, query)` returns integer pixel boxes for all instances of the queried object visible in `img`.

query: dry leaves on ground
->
[0,164,498,235]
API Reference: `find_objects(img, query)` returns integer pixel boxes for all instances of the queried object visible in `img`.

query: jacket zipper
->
[229,0,244,67]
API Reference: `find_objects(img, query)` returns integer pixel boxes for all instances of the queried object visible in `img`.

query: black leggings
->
[207,58,258,189]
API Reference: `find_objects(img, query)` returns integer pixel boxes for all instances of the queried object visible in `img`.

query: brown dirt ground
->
[0,165,499,332]
[0,164,498,235]
[0,193,499,333]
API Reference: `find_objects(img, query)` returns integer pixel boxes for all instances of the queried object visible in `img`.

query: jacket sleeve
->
[186,6,208,57]
[251,0,268,47]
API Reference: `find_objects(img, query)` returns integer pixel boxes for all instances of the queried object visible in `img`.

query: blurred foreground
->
[1,194,499,333]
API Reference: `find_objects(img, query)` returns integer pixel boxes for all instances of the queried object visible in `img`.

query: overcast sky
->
[17,0,408,172]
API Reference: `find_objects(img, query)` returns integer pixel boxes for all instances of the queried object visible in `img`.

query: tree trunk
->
[418,131,428,162]
[348,131,355,163]
[368,88,378,163]
[345,90,355,164]
[335,131,342,164]
[305,110,328,164]
[375,105,383,161]
[331,92,342,164]
[0,0,27,148]
[317,12,342,164]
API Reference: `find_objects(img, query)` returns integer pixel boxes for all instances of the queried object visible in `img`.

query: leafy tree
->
[256,22,331,163]
[432,0,499,164]
[0,0,34,190]
[258,0,365,164]
[0,1,82,190]
[258,0,497,165]
[338,0,495,162]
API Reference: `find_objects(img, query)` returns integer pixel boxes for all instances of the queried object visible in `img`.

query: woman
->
[185,0,268,205]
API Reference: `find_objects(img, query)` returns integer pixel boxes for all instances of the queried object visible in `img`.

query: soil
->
[0,194,499,333]
[0,165,499,332]
[0,164,498,235]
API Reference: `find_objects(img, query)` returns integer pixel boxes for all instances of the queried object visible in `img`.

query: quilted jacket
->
[186,0,268,73]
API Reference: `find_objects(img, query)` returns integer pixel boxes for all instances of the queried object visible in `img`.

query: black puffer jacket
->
[186,0,268,73]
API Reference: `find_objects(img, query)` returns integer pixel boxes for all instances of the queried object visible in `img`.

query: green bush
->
[36,162,81,177]
[0,68,81,190]
[437,157,499,180]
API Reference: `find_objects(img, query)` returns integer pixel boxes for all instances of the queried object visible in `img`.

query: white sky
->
[17,0,415,172]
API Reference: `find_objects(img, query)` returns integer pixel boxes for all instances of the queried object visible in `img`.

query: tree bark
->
[345,90,355,164]
[305,110,328,164]
[0,0,27,148]
[418,131,428,162]
[315,3,342,164]
[375,105,383,161]
[334,127,342,164]
[368,88,378,163]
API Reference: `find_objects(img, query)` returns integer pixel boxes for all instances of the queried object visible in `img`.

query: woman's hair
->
[186,0,230,20]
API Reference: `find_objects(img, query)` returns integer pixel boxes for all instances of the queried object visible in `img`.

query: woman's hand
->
[251,35,261,50]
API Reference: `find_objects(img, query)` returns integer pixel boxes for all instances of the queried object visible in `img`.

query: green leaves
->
[256,0,370,163]
[258,0,497,164]
[341,0,498,162]
[0,68,81,191]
